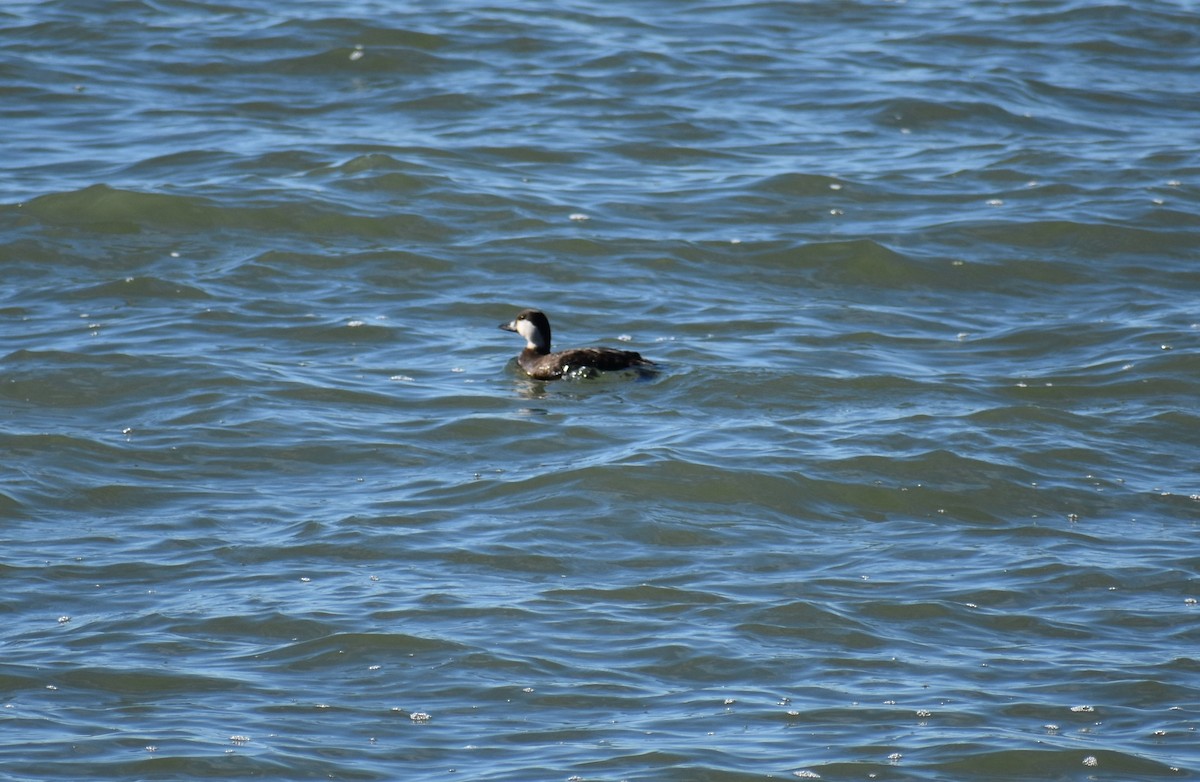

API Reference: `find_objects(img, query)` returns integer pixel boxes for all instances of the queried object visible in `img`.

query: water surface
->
[2,1,1199,780]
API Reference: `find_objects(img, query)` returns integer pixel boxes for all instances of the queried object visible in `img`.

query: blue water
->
[2,1,1199,780]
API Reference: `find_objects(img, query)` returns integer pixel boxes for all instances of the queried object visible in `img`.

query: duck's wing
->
[561,347,653,371]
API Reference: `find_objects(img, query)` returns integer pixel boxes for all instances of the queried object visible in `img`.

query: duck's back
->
[519,346,652,379]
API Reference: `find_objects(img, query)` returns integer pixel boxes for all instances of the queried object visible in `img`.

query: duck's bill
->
[498,320,517,332]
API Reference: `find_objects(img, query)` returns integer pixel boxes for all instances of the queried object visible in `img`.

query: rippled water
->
[3,1,1199,780]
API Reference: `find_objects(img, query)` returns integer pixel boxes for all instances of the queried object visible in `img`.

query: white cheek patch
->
[517,319,540,347]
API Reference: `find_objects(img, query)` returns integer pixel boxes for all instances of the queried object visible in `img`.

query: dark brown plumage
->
[498,308,654,380]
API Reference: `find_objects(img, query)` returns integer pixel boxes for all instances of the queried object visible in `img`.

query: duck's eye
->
[518,314,526,320]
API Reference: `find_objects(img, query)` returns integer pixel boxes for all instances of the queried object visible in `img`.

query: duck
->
[499,308,655,380]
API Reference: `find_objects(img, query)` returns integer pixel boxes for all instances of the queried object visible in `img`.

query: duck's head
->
[499,308,552,353]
